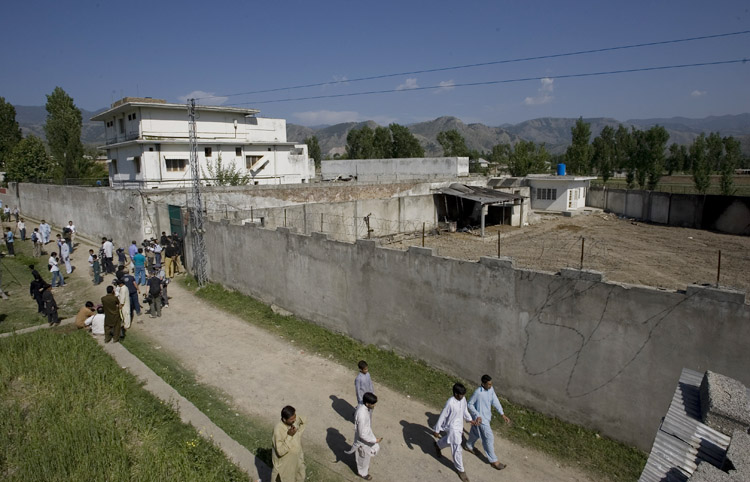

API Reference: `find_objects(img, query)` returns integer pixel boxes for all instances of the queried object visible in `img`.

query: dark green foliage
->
[204,155,251,186]
[691,133,710,194]
[592,126,615,183]
[389,123,424,158]
[0,97,23,169]
[643,126,669,190]
[508,140,549,176]
[345,125,375,159]
[436,129,469,157]
[44,87,84,180]
[303,135,322,168]
[721,136,741,195]
[565,117,594,174]
[614,125,636,188]
[666,143,687,175]
[372,126,392,158]
[5,135,53,182]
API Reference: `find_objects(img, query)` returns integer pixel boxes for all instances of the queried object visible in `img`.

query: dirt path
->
[63,234,593,481]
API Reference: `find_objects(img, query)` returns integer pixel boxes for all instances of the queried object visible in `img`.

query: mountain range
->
[13,104,750,157]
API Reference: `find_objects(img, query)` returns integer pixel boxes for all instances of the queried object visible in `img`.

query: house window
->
[134,156,141,174]
[204,147,212,157]
[118,118,125,134]
[235,147,242,157]
[131,112,136,120]
[536,188,557,200]
[165,159,187,172]
[112,159,118,174]
[246,155,263,169]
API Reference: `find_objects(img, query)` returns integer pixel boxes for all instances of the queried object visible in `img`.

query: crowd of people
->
[271,360,511,481]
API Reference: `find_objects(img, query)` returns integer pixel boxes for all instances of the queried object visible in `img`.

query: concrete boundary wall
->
[195,219,750,451]
[587,187,750,235]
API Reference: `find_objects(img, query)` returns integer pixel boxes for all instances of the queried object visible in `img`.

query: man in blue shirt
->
[133,248,147,286]
[465,374,511,471]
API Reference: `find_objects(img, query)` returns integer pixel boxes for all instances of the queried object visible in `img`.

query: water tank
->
[557,163,566,176]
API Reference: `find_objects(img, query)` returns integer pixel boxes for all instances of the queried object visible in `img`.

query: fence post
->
[284,209,287,227]
[422,222,425,247]
[580,237,585,269]
[497,233,501,257]
[251,206,254,223]
[716,250,722,287]
[320,213,323,232]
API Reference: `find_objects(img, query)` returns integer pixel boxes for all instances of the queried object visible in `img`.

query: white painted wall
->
[528,179,589,211]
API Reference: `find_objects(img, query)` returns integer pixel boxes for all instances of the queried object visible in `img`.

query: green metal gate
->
[168,205,184,238]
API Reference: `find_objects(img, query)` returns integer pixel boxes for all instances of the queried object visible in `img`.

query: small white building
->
[91,97,314,188]
[525,174,596,211]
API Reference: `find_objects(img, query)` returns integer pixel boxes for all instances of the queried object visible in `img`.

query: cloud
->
[434,80,455,94]
[293,110,360,125]
[524,78,554,105]
[178,90,228,105]
[691,90,707,97]
[396,78,419,91]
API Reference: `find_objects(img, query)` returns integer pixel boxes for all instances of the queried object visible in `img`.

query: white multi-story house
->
[91,97,314,188]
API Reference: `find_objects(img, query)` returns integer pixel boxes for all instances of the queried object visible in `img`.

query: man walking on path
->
[42,284,59,326]
[31,228,42,256]
[433,383,480,482]
[271,405,306,482]
[146,271,163,318]
[465,374,511,471]
[17,218,26,241]
[39,220,51,244]
[5,227,14,256]
[49,252,64,287]
[102,237,115,274]
[346,392,382,480]
[133,248,146,285]
[101,285,121,343]
[121,269,141,318]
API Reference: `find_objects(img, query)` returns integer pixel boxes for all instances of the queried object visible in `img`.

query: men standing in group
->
[62,223,73,253]
[67,221,76,250]
[39,220,51,244]
[271,405,306,482]
[4,227,14,256]
[31,228,42,256]
[164,239,176,278]
[346,392,382,480]
[465,374,511,471]
[49,252,64,287]
[116,278,131,330]
[146,271,163,318]
[17,218,26,241]
[29,266,46,314]
[102,237,114,274]
[42,284,59,326]
[60,237,72,274]
[101,285,121,343]
[128,241,138,263]
[433,383,480,482]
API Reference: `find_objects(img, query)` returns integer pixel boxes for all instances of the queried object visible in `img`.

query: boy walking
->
[433,383,480,482]
[355,360,374,408]
[92,255,102,285]
[346,392,382,480]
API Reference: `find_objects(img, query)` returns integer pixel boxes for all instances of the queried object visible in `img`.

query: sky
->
[1,0,748,126]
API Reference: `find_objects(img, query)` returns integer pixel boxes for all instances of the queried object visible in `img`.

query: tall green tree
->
[44,87,84,179]
[592,125,615,183]
[720,136,741,195]
[666,143,687,175]
[691,133,710,194]
[436,129,469,157]
[303,135,322,169]
[565,117,594,174]
[5,135,53,182]
[0,97,23,169]
[507,140,549,176]
[705,132,724,171]
[644,126,669,190]
[345,126,375,159]
[372,126,392,158]
[389,123,424,158]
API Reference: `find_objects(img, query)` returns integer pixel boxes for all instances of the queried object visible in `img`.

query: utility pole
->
[188,99,208,287]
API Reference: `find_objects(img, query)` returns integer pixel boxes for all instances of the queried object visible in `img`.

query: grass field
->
[0,327,249,482]
[0,232,91,333]
[180,278,647,482]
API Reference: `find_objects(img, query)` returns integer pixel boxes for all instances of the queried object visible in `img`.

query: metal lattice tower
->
[187,99,208,286]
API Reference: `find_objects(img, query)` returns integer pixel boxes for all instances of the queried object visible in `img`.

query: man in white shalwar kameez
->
[116,279,131,330]
[60,241,72,274]
[346,392,382,480]
[433,383,479,482]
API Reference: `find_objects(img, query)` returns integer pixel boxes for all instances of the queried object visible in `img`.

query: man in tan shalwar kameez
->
[271,405,306,482]
[116,278,131,330]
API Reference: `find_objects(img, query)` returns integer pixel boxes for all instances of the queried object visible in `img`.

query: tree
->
[592,126,615,183]
[720,136,741,195]
[565,117,594,175]
[372,126,392,158]
[44,87,84,180]
[666,143,687,175]
[691,133,710,194]
[614,125,635,187]
[303,135,322,169]
[345,126,375,159]
[0,97,22,169]
[508,140,549,176]
[705,132,724,172]
[436,129,469,157]
[5,135,53,182]
[644,126,669,190]
[389,123,424,158]
[203,154,250,186]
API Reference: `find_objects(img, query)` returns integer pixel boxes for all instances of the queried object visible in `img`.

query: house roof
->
[438,183,523,205]
[525,175,597,182]
[91,98,260,121]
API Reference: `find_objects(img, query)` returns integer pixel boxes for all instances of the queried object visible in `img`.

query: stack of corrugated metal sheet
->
[639,368,732,482]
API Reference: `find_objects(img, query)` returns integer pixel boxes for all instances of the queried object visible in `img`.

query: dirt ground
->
[384,211,750,297]
[63,237,594,482]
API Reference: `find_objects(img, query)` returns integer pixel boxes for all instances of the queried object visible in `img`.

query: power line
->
[197,30,750,101]
[223,58,748,106]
